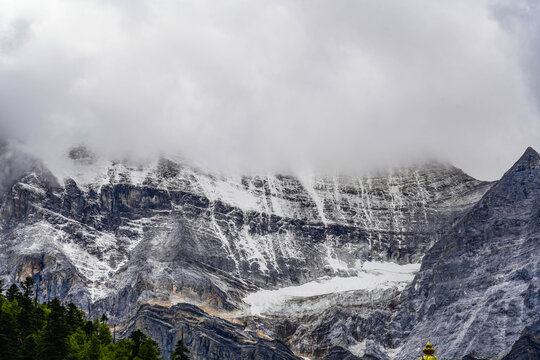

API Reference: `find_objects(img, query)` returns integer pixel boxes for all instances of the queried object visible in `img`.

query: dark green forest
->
[0,277,190,360]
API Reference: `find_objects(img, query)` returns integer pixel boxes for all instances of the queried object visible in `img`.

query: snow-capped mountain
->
[1,142,537,359]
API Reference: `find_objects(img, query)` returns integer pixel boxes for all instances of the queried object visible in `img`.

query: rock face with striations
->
[118,303,302,360]
[2,142,538,359]
[0,143,490,312]
[501,320,540,360]
[390,147,540,360]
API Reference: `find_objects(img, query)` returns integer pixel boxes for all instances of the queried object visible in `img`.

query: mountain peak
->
[522,146,539,159]
[502,146,539,178]
[468,146,540,211]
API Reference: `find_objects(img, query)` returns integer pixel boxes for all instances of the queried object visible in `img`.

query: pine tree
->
[20,277,35,298]
[84,319,97,336]
[18,277,36,339]
[17,334,38,360]
[0,304,19,359]
[39,298,70,360]
[86,333,102,360]
[138,338,161,360]
[66,302,86,333]
[97,320,113,345]
[6,283,21,301]
[129,329,147,358]
[128,329,163,360]
[171,338,190,360]
[112,339,133,360]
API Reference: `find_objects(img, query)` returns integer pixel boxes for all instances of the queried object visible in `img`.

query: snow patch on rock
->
[244,261,420,316]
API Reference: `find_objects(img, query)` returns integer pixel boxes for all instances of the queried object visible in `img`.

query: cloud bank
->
[0,0,539,179]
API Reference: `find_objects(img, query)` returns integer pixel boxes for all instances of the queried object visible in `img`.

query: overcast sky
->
[0,0,539,180]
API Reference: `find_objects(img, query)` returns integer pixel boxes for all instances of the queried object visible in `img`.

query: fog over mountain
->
[1,0,539,179]
[1,3,540,359]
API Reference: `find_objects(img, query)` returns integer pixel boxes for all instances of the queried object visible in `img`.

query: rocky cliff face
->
[501,320,540,360]
[118,303,302,360]
[3,143,537,359]
[390,147,540,360]
[0,144,489,309]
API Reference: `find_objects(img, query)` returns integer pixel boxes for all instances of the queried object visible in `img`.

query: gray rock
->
[118,303,302,360]
[4,143,538,359]
[501,320,540,360]
[390,147,540,360]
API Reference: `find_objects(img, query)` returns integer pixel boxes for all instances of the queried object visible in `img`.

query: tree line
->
[0,277,190,360]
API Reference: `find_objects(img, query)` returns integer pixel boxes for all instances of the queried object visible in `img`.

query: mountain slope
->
[0,142,509,358]
[390,147,540,359]
[119,303,302,360]
[0,145,490,315]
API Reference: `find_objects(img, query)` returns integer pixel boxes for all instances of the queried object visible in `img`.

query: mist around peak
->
[1,1,540,180]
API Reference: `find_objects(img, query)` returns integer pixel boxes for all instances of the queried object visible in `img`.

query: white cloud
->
[0,0,539,179]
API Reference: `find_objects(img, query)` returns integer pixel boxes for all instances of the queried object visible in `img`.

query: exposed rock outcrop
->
[390,148,540,359]
[3,144,538,359]
[119,303,301,360]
